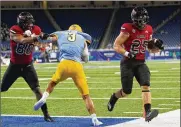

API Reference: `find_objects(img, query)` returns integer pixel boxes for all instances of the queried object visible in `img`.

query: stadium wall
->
[1,48,180,63]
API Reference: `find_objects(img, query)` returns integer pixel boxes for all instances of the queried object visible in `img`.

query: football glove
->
[39,32,50,40]
[128,52,137,59]
[124,51,137,59]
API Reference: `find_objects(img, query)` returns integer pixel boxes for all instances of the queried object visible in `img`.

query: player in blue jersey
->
[34,24,103,126]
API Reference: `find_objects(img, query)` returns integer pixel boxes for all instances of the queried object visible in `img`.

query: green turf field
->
[1,60,180,117]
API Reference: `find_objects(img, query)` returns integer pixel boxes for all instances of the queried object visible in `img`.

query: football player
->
[107,7,164,122]
[33,24,103,126]
[0,12,54,122]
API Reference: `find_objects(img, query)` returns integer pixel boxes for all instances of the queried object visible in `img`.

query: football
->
[147,39,156,49]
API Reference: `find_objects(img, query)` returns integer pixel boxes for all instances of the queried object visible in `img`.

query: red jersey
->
[9,25,41,64]
[120,23,153,60]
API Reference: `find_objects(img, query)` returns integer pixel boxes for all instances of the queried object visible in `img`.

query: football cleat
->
[92,117,103,126]
[107,94,117,112]
[44,114,54,122]
[145,109,159,122]
[34,99,46,111]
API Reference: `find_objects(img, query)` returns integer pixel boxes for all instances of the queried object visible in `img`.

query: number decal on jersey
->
[16,44,34,55]
[131,39,148,53]
[67,32,76,42]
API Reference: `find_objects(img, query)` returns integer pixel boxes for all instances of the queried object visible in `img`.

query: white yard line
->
[11,80,181,84]
[1,97,180,100]
[123,112,142,114]
[171,68,180,70]
[8,87,180,90]
[159,104,180,106]
[152,108,172,110]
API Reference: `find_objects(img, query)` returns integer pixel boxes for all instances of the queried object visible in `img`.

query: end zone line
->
[1,114,140,119]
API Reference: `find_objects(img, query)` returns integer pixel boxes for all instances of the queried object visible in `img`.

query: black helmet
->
[131,7,149,29]
[17,12,35,30]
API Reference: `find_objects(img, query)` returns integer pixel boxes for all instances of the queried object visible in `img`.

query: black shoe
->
[107,93,117,112]
[44,114,54,122]
[145,109,159,122]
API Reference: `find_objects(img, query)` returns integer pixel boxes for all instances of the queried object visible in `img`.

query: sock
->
[91,113,97,119]
[144,103,151,113]
[41,103,48,116]
[111,93,118,104]
[42,91,49,100]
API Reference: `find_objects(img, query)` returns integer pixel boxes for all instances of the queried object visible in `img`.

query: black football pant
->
[120,59,150,94]
[1,61,39,91]
[1,61,48,116]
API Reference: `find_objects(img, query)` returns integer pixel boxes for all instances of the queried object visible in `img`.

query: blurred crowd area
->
[1,22,10,41]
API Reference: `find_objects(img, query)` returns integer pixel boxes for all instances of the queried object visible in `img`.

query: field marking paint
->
[171,68,180,70]
[159,104,180,106]
[38,77,90,81]
[115,72,179,75]
[107,109,180,127]
[1,114,140,118]
[1,97,180,100]
[123,112,142,114]
[39,78,52,81]
[14,80,180,84]
[152,107,172,110]
[8,87,180,90]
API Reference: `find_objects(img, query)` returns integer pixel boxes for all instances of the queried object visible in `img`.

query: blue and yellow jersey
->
[52,30,91,62]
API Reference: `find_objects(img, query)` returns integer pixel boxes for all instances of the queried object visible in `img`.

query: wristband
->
[124,51,129,57]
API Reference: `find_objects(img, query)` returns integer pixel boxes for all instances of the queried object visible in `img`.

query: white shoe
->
[34,99,46,111]
[92,118,103,126]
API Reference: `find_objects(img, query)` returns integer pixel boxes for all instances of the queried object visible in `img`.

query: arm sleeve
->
[82,42,89,63]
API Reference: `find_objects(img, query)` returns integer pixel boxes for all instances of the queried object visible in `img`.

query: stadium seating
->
[1,10,55,33]
[108,6,180,47]
[49,9,113,49]
[153,13,180,47]
[1,6,180,50]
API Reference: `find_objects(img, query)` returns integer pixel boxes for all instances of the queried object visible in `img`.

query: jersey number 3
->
[67,32,76,42]
[16,43,34,55]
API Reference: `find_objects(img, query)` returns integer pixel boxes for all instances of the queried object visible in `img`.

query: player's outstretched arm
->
[37,33,58,43]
